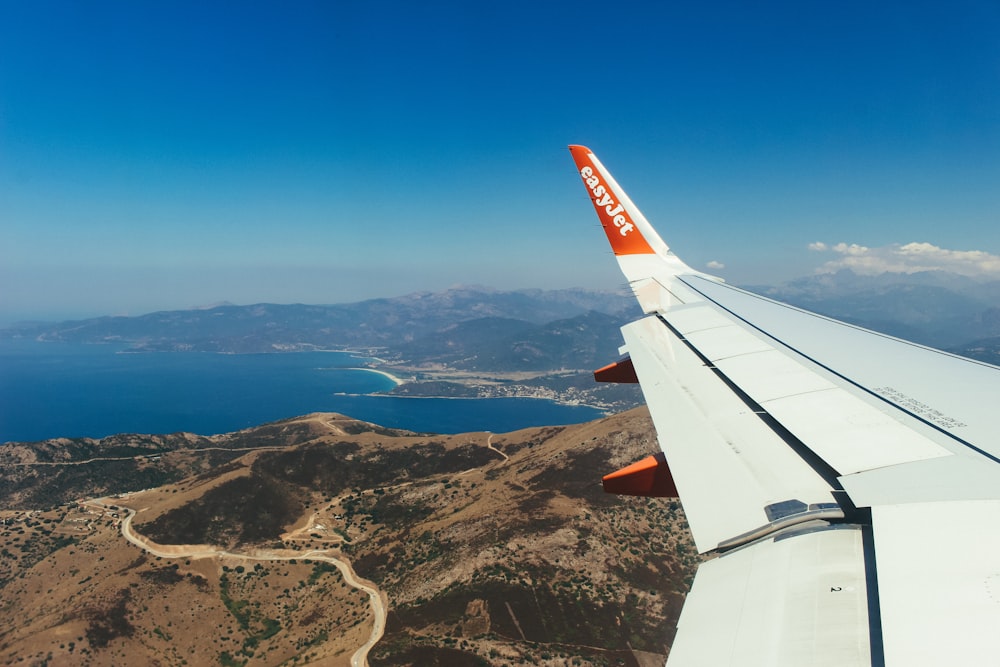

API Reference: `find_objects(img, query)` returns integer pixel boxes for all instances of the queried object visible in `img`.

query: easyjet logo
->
[579,165,635,237]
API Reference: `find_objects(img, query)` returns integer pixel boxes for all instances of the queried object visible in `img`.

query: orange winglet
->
[602,452,678,497]
[568,145,655,256]
[594,357,638,383]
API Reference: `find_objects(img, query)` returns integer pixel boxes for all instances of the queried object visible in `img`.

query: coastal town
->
[375,364,643,413]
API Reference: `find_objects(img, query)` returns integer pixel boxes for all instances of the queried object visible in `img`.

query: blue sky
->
[2,2,999,323]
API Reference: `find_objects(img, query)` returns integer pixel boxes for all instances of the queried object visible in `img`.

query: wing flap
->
[714,350,836,402]
[762,389,951,475]
[683,322,774,360]
[668,525,871,666]
[657,287,955,478]
[872,501,1000,666]
[841,455,1000,505]
[680,274,1000,464]
[622,315,838,552]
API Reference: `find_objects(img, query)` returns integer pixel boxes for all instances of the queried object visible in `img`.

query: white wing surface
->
[568,145,1000,667]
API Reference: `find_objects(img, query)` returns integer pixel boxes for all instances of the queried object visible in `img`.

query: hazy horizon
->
[7,263,1000,329]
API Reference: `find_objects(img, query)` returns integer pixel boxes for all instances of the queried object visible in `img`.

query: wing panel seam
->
[677,276,1000,467]
[655,314,846,490]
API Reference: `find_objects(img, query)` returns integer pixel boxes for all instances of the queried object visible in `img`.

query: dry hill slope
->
[0,409,697,667]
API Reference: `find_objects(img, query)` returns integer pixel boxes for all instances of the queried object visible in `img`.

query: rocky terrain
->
[0,408,697,666]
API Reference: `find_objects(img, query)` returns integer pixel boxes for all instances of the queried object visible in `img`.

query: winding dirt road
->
[485,433,509,462]
[85,500,386,667]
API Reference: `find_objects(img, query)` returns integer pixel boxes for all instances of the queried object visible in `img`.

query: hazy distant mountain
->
[1,286,638,355]
[6,274,1000,365]
[391,316,538,361]
[394,310,629,371]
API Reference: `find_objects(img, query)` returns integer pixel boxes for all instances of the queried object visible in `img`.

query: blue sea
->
[0,340,605,443]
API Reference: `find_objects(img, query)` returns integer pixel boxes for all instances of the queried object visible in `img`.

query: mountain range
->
[7,272,1000,367]
[1,287,638,358]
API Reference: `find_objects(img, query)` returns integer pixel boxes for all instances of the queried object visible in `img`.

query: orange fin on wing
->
[568,145,655,256]
[594,357,639,383]
[602,452,678,497]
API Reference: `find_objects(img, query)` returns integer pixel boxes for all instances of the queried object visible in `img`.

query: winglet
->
[569,145,665,257]
[568,144,715,292]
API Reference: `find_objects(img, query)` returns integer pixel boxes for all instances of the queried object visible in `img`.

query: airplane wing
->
[569,145,1000,667]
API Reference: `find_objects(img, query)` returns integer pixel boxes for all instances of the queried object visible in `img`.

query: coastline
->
[346,389,614,413]
[343,367,405,386]
[359,366,633,414]
[332,390,614,418]
[0,345,621,442]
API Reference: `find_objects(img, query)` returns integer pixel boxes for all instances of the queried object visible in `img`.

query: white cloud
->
[808,241,1000,277]
[706,260,726,270]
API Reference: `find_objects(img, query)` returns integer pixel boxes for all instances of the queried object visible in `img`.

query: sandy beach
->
[345,367,405,386]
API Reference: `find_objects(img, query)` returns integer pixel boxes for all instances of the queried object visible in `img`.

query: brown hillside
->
[0,409,698,666]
